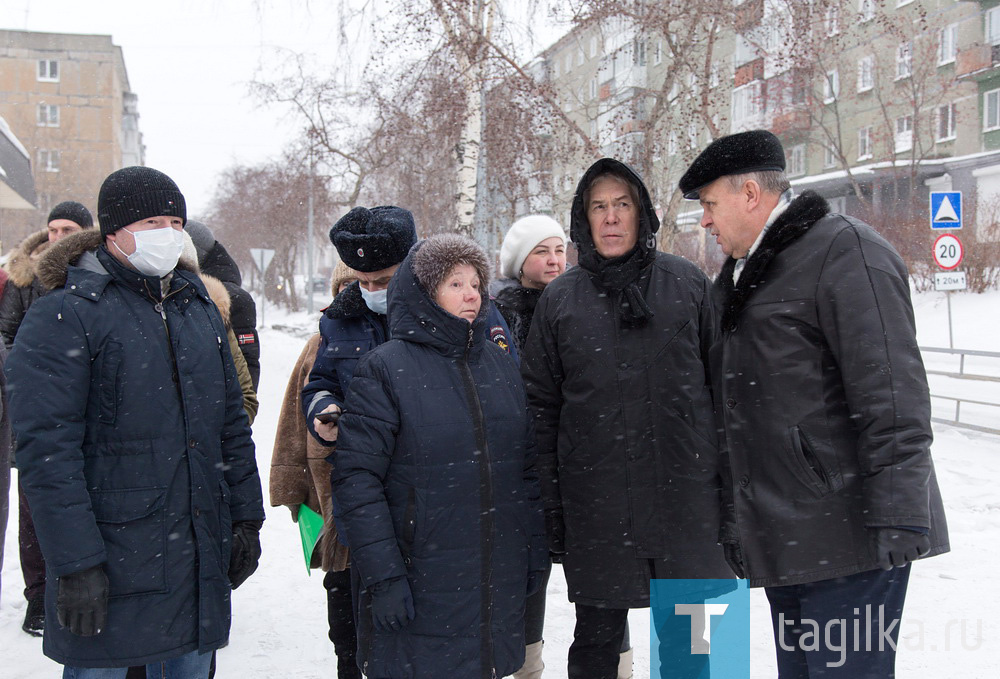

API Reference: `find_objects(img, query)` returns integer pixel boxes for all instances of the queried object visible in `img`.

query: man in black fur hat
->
[682,130,949,676]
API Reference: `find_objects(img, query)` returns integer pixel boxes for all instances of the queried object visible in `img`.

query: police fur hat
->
[47,201,93,228]
[679,129,786,199]
[329,206,417,272]
[410,234,490,297]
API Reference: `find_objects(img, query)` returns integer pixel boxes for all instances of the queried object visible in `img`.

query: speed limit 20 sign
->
[933,233,963,270]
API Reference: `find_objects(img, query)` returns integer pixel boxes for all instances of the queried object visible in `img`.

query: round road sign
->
[933,233,963,270]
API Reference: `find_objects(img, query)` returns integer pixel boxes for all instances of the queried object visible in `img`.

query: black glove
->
[722,541,746,579]
[57,564,109,636]
[370,577,415,633]
[545,509,566,558]
[873,528,930,570]
[229,521,263,589]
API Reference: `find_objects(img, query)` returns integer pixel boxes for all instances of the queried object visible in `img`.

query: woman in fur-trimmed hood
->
[330,234,547,679]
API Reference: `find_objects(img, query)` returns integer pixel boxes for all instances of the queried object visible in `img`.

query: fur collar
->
[495,283,541,314]
[5,229,52,287]
[200,274,232,326]
[325,280,369,320]
[35,228,199,291]
[715,191,830,330]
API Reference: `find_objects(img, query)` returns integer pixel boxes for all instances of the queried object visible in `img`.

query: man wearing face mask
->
[303,206,517,445]
[4,166,265,678]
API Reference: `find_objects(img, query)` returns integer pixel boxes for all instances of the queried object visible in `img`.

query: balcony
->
[770,109,810,134]
[734,58,765,88]
[956,43,1000,80]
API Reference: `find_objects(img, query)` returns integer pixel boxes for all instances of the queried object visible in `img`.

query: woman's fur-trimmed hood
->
[410,233,491,296]
[5,229,52,287]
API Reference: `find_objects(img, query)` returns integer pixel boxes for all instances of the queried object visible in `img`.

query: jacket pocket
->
[787,426,843,498]
[97,341,123,424]
[91,487,168,597]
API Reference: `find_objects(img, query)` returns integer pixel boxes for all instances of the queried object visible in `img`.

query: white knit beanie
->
[499,215,567,280]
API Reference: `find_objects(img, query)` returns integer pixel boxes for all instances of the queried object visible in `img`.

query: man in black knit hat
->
[6,166,264,678]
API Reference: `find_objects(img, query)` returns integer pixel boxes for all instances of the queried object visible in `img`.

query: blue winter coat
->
[302,279,518,442]
[6,242,264,667]
[331,246,547,679]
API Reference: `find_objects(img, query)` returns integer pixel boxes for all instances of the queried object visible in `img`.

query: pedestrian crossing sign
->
[930,191,962,229]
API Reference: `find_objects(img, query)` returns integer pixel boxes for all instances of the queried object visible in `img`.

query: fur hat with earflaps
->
[410,234,490,298]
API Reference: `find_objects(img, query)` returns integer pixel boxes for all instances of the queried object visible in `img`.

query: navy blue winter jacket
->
[330,246,546,678]
[6,242,264,667]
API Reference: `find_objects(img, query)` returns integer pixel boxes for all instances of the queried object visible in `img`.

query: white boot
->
[512,640,544,679]
[617,646,633,679]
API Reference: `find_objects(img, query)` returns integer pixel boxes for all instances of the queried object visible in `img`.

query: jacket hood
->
[199,241,243,287]
[387,240,489,357]
[34,228,199,291]
[569,158,660,262]
[5,229,51,287]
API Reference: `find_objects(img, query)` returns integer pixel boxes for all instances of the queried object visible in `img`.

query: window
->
[896,42,912,79]
[825,6,840,36]
[37,59,58,82]
[687,71,698,99]
[895,115,913,152]
[654,40,663,66]
[37,149,60,172]
[988,7,1000,46]
[590,36,598,58]
[857,56,874,92]
[564,52,573,73]
[896,0,913,6]
[668,131,678,156]
[590,77,597,100]
[731,81,762,130]
[937,103,956,141]
[938,24,957,65]
[858,126,873,159]
[859,0,875,23]
[36,103,59,127]
[709,63,720,89]
[576,48,584,67]
[823,69,839,103]
[787,144,806,176]
[824,145,838,169]
[986,89,1000,131]
[688,122,699,150]
[633,39,646,66]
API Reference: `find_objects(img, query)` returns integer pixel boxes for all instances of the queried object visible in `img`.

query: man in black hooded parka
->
[521,158,732,679]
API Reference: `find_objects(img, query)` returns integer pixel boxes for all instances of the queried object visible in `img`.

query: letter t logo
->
[674,604,730,654]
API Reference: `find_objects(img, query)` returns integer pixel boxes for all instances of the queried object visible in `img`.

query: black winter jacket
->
[494,284,541,353]
[713,191,949,588]
[6,234,264,666]
[0,229,50,349]
[522,159,732,609]
[331,245,547,679]
[199,241,260,390]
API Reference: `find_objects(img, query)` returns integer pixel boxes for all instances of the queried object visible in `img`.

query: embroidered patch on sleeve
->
[490,326,510,354]
[237,333,256,345]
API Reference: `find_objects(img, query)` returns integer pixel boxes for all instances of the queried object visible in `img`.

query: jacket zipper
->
[460,325,496,679]
[147,280,189,390]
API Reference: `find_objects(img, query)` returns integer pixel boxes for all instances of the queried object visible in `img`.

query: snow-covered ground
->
[2,289,998,677]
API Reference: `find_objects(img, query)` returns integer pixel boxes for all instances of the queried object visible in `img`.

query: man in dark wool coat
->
[5,166,264,678]
[682,129,949,677]
[521,158,732,679]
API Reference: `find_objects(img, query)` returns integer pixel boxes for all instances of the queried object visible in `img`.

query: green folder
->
[297,505,325,575]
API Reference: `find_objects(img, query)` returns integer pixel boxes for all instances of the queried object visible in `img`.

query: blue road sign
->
[930,191,962,229]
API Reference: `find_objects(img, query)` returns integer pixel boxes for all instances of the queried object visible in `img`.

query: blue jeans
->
[63,650,212,679]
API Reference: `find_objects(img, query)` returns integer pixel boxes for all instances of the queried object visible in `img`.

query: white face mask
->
[113,227,185,277]
[360,286,388,315]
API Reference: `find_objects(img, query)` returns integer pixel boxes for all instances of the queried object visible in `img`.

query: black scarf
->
[577,241,656,326]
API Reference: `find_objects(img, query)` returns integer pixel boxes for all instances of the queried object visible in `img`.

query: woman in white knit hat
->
[494,215,567,353]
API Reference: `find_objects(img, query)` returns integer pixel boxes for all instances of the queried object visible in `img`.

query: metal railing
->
[921,347,1000,435]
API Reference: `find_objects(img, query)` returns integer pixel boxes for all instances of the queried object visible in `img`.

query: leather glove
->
[873,528,931,570]
[57,564,109,636]
[527,570,545,597]
[370,576,415,633]
[722,541,746,580]
[229,520,263,589]
[545,509,566,558]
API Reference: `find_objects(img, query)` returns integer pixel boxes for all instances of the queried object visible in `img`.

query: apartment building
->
[495,1,1000,271]
[0,29,144,250]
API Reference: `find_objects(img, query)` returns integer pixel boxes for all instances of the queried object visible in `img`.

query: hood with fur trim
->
[35,228,199,291]
[5,229,52,288]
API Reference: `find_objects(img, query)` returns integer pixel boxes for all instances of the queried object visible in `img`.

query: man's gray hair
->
[725,170,790,196]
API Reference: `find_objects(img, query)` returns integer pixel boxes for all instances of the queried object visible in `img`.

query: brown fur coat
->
[269,334,350,572]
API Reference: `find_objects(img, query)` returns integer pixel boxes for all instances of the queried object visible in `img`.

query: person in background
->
[184,220,261,391]
[0,199,94,637]
[0,342,11,604]
[521,158,732,679]
[270,259,360,679]
[6,166,264,678]
[331,234,547,678]
[683,129,949,676]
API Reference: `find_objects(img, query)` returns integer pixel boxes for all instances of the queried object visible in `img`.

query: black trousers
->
[567,604,630,679]
[765,565,911,678]
[325,568,361,679]
[18,480,45,601]
[523,561,552,644]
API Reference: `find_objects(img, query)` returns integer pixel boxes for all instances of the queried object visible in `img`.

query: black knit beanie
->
[47,201,93,228]
[330,206,417,272]
[97,166,186,236]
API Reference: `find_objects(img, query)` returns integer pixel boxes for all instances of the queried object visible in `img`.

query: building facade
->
[0,29,143,251]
